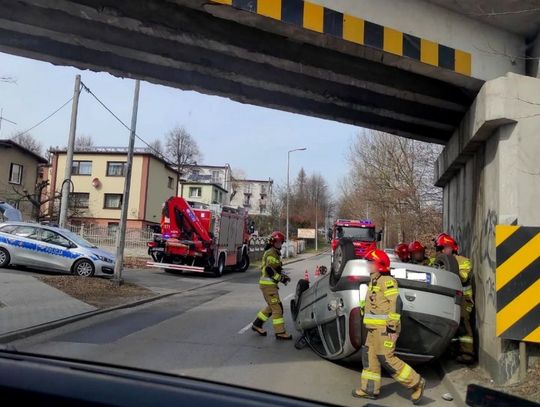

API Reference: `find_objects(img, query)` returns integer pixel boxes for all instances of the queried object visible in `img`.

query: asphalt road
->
[9,254,460,406]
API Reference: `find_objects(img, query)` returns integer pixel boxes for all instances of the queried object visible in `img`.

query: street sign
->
[496,225,540,343]
[297,228,316,239]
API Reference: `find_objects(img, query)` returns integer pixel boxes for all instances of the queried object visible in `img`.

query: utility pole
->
[113,80,140,285]
[59,75,81,228]
[315,186,318,252]
[285,147,306,258]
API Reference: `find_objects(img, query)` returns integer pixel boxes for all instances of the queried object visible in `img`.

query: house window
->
[243,193,251,206]
[244,184,252,194]
[106,161,126,176]
[69,192,89,208]
[167,176,174,189]
[213,190,218,203]
[260,204,267,214]
[72,160,92,175]
[211,170,220,184]
[9,163,23,184]
[260,185,267,194]
[189,187,202,198]
[104,193,123,209]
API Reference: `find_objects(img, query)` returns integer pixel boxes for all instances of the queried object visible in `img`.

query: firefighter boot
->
[411,378,426,404]
[251,318,267,336]
[351,389,377,400]
[275,332,293,340]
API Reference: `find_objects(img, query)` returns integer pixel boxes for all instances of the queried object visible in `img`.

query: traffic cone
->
[314,266,320,278]
[304,270,310,282]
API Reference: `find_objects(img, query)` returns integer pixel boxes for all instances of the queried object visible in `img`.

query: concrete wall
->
[435,73,540,383]
[309,0,525,80]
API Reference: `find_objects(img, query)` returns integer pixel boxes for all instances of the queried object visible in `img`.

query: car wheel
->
[0,247,10,268]
[73,259,95,277]
[214,254,225,277]
[432,253,460,276]
[330,238,355,287]
[236,251,250,272]
[291,279,310,319]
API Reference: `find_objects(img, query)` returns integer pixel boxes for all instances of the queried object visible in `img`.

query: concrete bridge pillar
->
[435,73,540,384]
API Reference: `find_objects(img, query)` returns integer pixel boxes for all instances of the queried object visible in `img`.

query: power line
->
[80,81,175,167]
[12,96,74,138]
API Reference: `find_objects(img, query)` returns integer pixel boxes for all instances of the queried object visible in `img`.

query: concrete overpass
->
[0,0,539,384]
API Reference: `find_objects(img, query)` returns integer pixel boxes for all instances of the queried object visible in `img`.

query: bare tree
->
[165,126,202,178]
[75,134,94,148]
[148,139,164,156]
[230,167,246,198]
[10,132,43,156]
[0,76,16,84]
[338,131,443,247]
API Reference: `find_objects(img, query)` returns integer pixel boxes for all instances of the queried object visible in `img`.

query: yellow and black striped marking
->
[211,0,472,76]
[496,225,540,343]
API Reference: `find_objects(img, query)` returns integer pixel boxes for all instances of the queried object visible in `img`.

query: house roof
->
[184,163,230,170]
[234,178,273,184]
[0,139,48,163]
[50,146,175,171]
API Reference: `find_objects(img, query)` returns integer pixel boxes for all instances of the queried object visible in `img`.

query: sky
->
[0,52,361,194]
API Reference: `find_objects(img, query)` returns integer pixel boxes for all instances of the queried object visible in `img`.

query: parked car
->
[0,222,115,277]
[291,239,463,363]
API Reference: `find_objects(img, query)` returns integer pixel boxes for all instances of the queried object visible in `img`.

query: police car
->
[0,222,115,277]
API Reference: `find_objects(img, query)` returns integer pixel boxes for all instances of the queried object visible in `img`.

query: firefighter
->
[353,249,426,404]
[251,231,293,340]
[394,243,410,262]
[408,241,430,265]
[434,233,475,363]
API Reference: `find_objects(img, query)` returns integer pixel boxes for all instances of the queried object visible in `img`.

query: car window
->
[0,224,17,234]
[40,229,72,248]
[12,226,40,240]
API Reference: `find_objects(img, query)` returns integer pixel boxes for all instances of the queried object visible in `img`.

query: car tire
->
[0,247,10,268]
[72,259,95,277]
[330,238,355,287]
[432,253,460,276]
[236,251,250,272]
[214,254,225,278]
[291,279,310,319]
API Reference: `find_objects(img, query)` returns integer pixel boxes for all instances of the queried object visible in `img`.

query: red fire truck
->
[147,197,250,277]
[330,219,381,266]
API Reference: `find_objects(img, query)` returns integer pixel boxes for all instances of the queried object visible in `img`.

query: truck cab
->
[330,219,379,267]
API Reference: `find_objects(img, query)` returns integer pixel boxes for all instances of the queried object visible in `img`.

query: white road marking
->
[238,293,295,334]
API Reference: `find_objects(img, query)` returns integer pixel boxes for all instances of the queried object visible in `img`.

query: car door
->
[10,225,43,267]
[38,229,75,271]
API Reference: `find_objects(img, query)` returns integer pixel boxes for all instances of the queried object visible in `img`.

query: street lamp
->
[286,147,307,258]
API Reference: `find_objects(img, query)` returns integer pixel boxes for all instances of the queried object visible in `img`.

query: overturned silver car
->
[291,239,463,363]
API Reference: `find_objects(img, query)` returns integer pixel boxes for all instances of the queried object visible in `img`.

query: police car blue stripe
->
[0,234,81,259]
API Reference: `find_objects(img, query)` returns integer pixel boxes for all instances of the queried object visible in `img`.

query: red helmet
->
[435,233,458,252]
[394,243,410,262]
[365,249,391,273]
[408,241,426,254]
[269,231,286,244]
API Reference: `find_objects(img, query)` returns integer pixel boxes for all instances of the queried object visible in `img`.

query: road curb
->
[434,361,468,407]
[0,292,176,344]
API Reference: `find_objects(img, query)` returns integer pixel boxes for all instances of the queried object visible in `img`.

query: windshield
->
[336,226,375,241]
[58,229,97,248]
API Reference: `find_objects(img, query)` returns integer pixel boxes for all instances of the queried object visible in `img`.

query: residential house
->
[230,179,273,216]
[181,164,232,204]
[49,147,177,230]
[179,182,228,207]
[0,139,48,220]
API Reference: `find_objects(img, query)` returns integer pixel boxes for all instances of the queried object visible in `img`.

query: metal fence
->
[67,224,153,250]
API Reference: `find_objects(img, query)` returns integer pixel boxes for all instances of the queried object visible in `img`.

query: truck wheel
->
[291,279,310,319]
[432,253,460,276]
[236,251,250,272]
[330,238,355,287]
[214,254,225,277]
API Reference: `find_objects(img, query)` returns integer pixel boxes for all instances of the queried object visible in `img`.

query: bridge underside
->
[0,0,484,143]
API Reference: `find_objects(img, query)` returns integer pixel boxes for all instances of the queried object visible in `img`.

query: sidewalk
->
[0,271,96,336]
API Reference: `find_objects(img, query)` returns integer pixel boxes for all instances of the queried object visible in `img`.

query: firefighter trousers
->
[457,297,474,357]
[359,327,421,396]
[254,285,285,334]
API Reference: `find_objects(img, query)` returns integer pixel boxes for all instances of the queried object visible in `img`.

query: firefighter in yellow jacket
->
[353,249,426,403]
[435,233,475,363]
[251,231,292,340]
